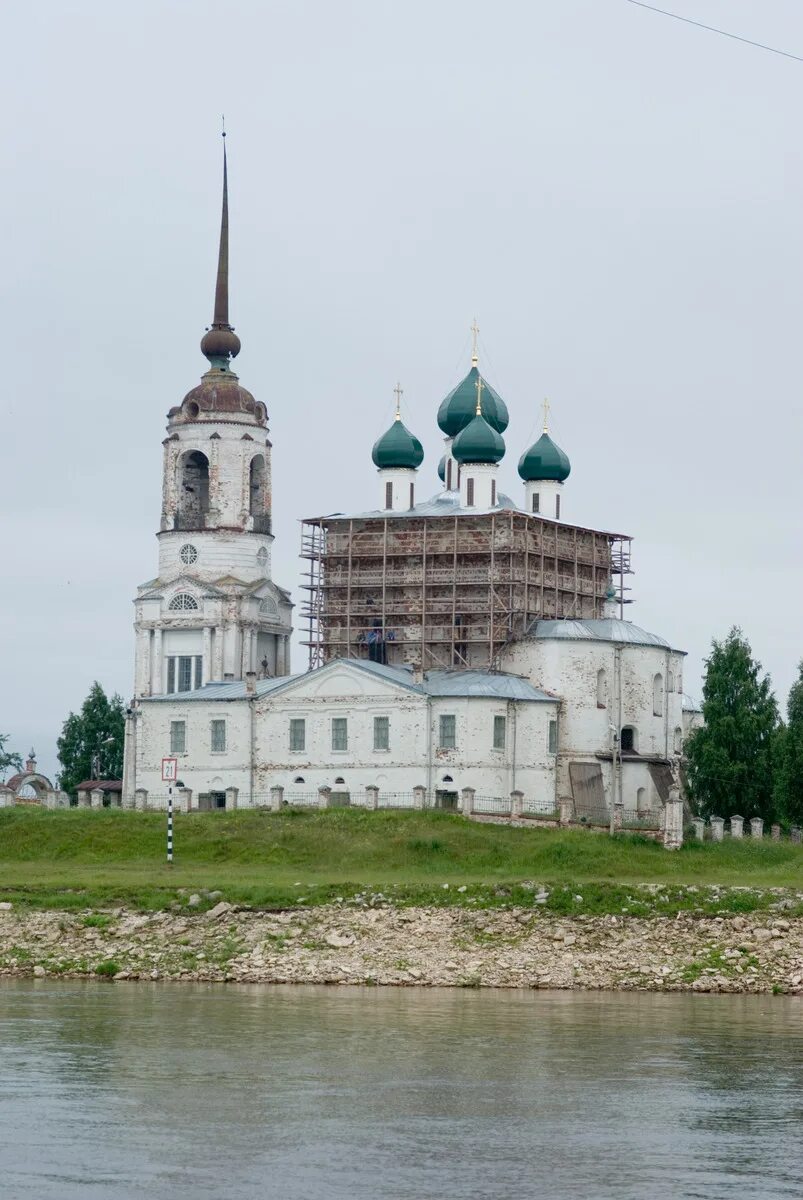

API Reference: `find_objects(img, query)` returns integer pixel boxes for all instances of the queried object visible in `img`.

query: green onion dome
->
[437,454,446,482]
[437,366,509,437]
[371,416,424,470]
[517,431,571,482]
[452,412,505,464]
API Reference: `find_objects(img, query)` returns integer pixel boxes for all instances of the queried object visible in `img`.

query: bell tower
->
[131,136,293,698]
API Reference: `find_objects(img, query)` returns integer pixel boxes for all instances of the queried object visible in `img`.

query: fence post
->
[270,786,283,812]
[224,786,238,811]
[748,817,763,839]
[730,815,744,839]
[709,815,724,842]
[413,786,427,810]
[318,786,331,809]
[771,823,781,842]
[178,787,192,813]
[558,795,573,827]
[460,788,475,816]
[90,788,104,809]
[791,826,802,844]
[663,787,684,850]
[613,801,624,832]
[365,785,379,811]
[134,788,148,812]
[510,790,524,819]
[692,817,705,841]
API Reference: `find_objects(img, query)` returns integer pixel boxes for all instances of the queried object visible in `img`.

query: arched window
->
[596,667,607,709]
[168,593,198,611]
[636,786,647,815]
[620,726,637,753]
[652,673,664,717]
[178,451,210,527]
[334,776,345,785]
[673,726,683,754]
[667,669,674,692]
[293,776,305,784]
[250,455,267,516]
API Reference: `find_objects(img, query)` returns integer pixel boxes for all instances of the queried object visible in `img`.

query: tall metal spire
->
[201,123,241,368]
[213,127,230,327]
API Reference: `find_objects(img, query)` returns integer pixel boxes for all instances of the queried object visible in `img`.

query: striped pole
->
[167,786,174,864]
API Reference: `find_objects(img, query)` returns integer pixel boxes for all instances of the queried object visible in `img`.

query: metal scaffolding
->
[300,510,633,671]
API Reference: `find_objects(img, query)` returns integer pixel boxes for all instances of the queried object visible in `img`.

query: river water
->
[1,981,801,1199]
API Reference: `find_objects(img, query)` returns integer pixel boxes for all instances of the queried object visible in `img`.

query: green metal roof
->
[452,412,505,464]
[437,366,509,437]
[517,431,571,481]
[371,418,424,470]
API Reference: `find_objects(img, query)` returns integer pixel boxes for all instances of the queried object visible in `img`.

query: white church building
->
[122,148,689,829]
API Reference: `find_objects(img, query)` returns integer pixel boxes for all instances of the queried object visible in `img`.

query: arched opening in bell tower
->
[178,451,210,528]
[249,454,267,515]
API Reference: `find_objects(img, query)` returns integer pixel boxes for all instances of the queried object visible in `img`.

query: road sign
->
[161,757,178,784]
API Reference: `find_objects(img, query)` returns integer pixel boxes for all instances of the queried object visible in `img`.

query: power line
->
[622,0,803,64]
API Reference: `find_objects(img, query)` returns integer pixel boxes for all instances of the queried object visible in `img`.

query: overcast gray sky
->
[2,0,802,781]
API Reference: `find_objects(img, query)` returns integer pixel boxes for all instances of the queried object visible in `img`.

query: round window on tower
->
[179,544,198,565]
[257,546,269,569]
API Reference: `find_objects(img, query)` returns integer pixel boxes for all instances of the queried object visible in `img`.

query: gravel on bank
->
[2,901,803,993]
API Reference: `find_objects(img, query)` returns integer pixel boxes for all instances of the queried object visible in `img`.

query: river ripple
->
[1,981,801,1199]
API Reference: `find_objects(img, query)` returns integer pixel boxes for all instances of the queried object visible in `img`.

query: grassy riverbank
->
[1,808,802,914]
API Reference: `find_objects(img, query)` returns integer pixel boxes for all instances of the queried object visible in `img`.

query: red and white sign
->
[161,757,178,783]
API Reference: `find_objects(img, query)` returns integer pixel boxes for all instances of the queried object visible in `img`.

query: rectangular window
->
[555,494,561,520]
[493,715,506,750]
[439,714,456,750]
[409,481,415,509]
[289,718,305,752]
[332,717,348,752]
[373,716,390,751]
[491,479,496,506]
[170,720,186,754]
[177,656,194,693]
[385,480,393,510]
[211,719,226,752]
[532,493,540,514]
[167,655,201,693]
[466,478,475,507]
[548,719,558,754]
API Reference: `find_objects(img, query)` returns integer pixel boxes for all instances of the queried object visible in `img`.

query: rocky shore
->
[2,898,803,992]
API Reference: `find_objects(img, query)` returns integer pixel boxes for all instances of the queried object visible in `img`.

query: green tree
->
[774,662,803,827]
[57,682,125,796]
[685,627,779,822]
[0,733,22,779]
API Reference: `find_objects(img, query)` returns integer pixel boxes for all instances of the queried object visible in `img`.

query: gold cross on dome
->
[470,317,480,366]
[475,374,484,416]
[542,397,550,434]
[393,381,403,420]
